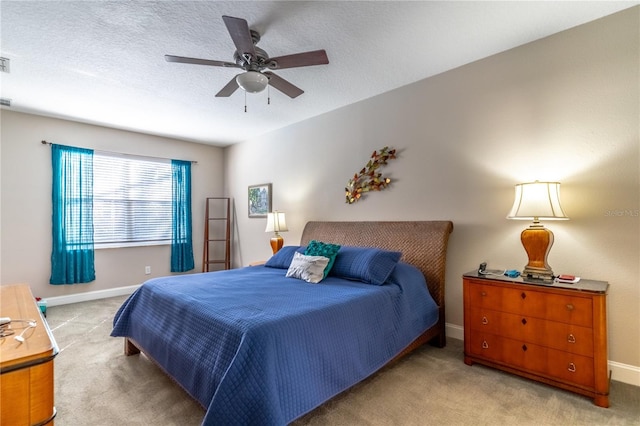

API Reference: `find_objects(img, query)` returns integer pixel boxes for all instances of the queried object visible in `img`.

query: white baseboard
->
[44,284,140,307]
[445,323,639,388]
[446,322,464,341]
[608,360,640,387]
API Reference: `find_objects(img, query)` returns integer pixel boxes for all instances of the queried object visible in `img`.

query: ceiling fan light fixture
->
[236,71,268,93]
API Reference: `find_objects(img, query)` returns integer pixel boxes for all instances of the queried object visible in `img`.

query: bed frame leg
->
[429,308,447,348]
[124,338,141,356]
[434,331,446,348]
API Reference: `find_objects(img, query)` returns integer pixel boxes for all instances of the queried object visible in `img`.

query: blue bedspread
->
[111,263,438,425]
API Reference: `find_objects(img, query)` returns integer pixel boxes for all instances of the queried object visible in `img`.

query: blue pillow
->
[264,246,305,269]
[304,240,341,279]
[330,246,402,285]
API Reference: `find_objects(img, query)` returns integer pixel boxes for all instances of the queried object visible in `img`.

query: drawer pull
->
[480,291,487,297]
[566,303,575,311]
[482,340,489,349]
[568,363,576,373]
[521,292,527,300]
[567,334,576,344]
[522,344,528,352]
[482,316,488,325]
[521,318,527,325]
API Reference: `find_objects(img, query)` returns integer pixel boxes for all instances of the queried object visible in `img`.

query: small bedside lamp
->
[507,181,568,281]
[265,211,288,254]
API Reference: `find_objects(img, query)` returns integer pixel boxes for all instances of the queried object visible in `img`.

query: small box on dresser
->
[463,272,609,408]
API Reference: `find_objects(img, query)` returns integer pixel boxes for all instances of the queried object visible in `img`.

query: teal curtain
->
[171,160,194,272]
[50,144,96,284]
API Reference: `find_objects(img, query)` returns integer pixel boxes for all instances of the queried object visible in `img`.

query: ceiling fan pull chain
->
[268,85,271,105]
[244,91,247,113]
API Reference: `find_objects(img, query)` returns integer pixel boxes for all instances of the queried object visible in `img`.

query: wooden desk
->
[1,284,58,425]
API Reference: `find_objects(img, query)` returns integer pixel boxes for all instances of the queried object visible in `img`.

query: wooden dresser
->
[1,284,58,425]
[463,272,609,407]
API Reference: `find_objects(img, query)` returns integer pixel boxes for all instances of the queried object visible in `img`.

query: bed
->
[111,220,453,425]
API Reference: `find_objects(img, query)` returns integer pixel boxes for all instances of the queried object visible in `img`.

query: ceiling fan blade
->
[165,55,240,68]
[263,71,304,99]
[267,49,329,70]
[215,76,240,97]
[222,15,256,61]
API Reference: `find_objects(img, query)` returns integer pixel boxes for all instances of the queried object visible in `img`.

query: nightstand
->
[463,271,609,407]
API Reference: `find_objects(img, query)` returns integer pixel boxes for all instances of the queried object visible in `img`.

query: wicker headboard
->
[300,221,454,307]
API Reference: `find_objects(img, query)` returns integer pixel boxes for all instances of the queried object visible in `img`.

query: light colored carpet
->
[46,296,639,425]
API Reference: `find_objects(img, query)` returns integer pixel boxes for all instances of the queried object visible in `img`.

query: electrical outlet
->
[145,266,151,275]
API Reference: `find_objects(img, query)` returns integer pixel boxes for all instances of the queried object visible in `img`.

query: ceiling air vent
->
[0,98,11,107]
[0,57,10,73]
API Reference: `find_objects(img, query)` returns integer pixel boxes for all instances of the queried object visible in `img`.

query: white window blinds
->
[93,153,172,246]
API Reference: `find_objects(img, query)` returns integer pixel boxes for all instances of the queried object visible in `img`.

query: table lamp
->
[265,211,288,254]
[507,181,568,281]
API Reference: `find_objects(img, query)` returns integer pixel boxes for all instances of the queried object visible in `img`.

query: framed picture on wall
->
[248,183,272,218]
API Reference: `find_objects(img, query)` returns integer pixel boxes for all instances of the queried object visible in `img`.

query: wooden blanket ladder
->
[203,197,231,272]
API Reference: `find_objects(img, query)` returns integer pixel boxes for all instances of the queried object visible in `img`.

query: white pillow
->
[286,252,330,283]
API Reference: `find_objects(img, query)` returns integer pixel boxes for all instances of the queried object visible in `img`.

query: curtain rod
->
[40,140,198,164]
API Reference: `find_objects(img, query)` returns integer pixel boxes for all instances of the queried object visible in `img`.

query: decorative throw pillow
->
[286,252,330,283]
[304,240,341,279]
[264,246,305,269]
[330,246,402,285]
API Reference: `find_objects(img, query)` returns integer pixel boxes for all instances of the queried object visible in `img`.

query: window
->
[93,153,172,247]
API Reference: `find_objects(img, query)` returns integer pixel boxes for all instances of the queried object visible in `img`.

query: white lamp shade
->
[507,181,569,220]
[236,71,268,93]
[265,211,288,233]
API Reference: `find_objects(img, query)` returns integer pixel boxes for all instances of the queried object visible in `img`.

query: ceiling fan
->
[165,15,329,99]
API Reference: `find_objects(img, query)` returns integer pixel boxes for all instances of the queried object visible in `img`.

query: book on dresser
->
[462,271,609,408]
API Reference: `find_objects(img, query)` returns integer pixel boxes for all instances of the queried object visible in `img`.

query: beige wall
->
[225,8,639,374]
[1,110,225,298]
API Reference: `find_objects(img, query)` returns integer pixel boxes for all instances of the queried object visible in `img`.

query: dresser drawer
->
[467,307,594,356]
[468,333,595,388]
[466,280,593,327]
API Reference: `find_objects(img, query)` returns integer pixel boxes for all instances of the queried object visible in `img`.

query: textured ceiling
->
[1,1,636,146]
